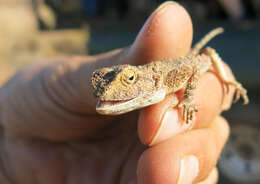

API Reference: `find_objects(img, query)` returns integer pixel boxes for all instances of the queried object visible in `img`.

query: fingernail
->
[178,155,199,184]
[155,1,178,14]
[149,108,191,146]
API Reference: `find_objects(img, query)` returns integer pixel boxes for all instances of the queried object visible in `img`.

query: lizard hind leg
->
[202,47,249,104]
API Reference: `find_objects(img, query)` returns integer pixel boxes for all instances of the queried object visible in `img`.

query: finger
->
[193,62,236,127]
[197,167,218,184]
[44,1,193,115]
[0,2,193,141]
[137,116,230,184]
[77,1,192,113]
[86,1,193,112]
[128,1,193,64]
[138,47,235,146]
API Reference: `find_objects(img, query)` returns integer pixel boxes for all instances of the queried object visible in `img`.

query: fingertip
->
[137,145,180,184]
[210,116,230,151]
[137,118,229,184]
[137,116,230,184]
[193,61,236,128]
[138,94,182,146]
[197,167,219,184]
[129,1,193,64]
[193,72,224,128]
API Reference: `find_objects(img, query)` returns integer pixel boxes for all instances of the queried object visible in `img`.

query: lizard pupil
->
[129,76,134,81]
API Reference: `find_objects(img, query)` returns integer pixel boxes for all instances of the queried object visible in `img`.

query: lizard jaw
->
[96,89,166,115]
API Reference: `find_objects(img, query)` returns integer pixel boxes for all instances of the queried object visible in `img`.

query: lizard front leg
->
[202,47,249,104]
[178,67,200,125]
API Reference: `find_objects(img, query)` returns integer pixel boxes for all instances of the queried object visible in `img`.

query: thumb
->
[128,1,193,65]
[0,2,193,141]
[51,1,193,115]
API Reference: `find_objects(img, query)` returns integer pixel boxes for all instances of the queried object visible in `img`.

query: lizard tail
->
[190,27,224,55]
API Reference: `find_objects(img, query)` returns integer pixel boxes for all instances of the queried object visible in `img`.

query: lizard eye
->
[121,69,137,85]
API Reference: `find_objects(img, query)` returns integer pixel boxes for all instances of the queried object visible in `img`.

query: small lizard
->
[91,28,249,124]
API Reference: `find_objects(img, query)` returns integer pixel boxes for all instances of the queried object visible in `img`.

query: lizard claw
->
[233,83,249,104]
[178,100,198,124]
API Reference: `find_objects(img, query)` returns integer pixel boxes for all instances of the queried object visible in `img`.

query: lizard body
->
[91,28,249,124]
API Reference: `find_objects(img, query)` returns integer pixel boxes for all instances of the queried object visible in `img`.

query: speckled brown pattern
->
[91,28,249,124]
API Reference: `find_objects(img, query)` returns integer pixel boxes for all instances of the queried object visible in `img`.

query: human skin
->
[0,2,233,184]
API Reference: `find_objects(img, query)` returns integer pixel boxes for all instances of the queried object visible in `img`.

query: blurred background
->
[0,0,259,183]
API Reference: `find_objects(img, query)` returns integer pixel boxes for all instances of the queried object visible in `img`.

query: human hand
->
[0,2,233,184]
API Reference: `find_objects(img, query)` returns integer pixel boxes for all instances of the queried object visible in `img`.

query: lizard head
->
[91,64,166,115]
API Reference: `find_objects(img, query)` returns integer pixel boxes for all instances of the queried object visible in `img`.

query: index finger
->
[138,63,235,145]
[137,8,236,145]
[128,1,193,64]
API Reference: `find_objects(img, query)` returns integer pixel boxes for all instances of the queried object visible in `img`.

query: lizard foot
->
[232,82,249,104]
[178,99,198,124]
[223,80,249,104]
[202,46,249,105]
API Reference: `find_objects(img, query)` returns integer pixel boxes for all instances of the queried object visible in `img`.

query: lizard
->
[91,27,249,124]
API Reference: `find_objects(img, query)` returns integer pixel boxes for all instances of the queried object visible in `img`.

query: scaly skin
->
[91,28,249,125]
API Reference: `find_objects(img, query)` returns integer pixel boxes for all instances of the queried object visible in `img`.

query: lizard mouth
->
[97,99,134,108]
[96,89,166,115]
